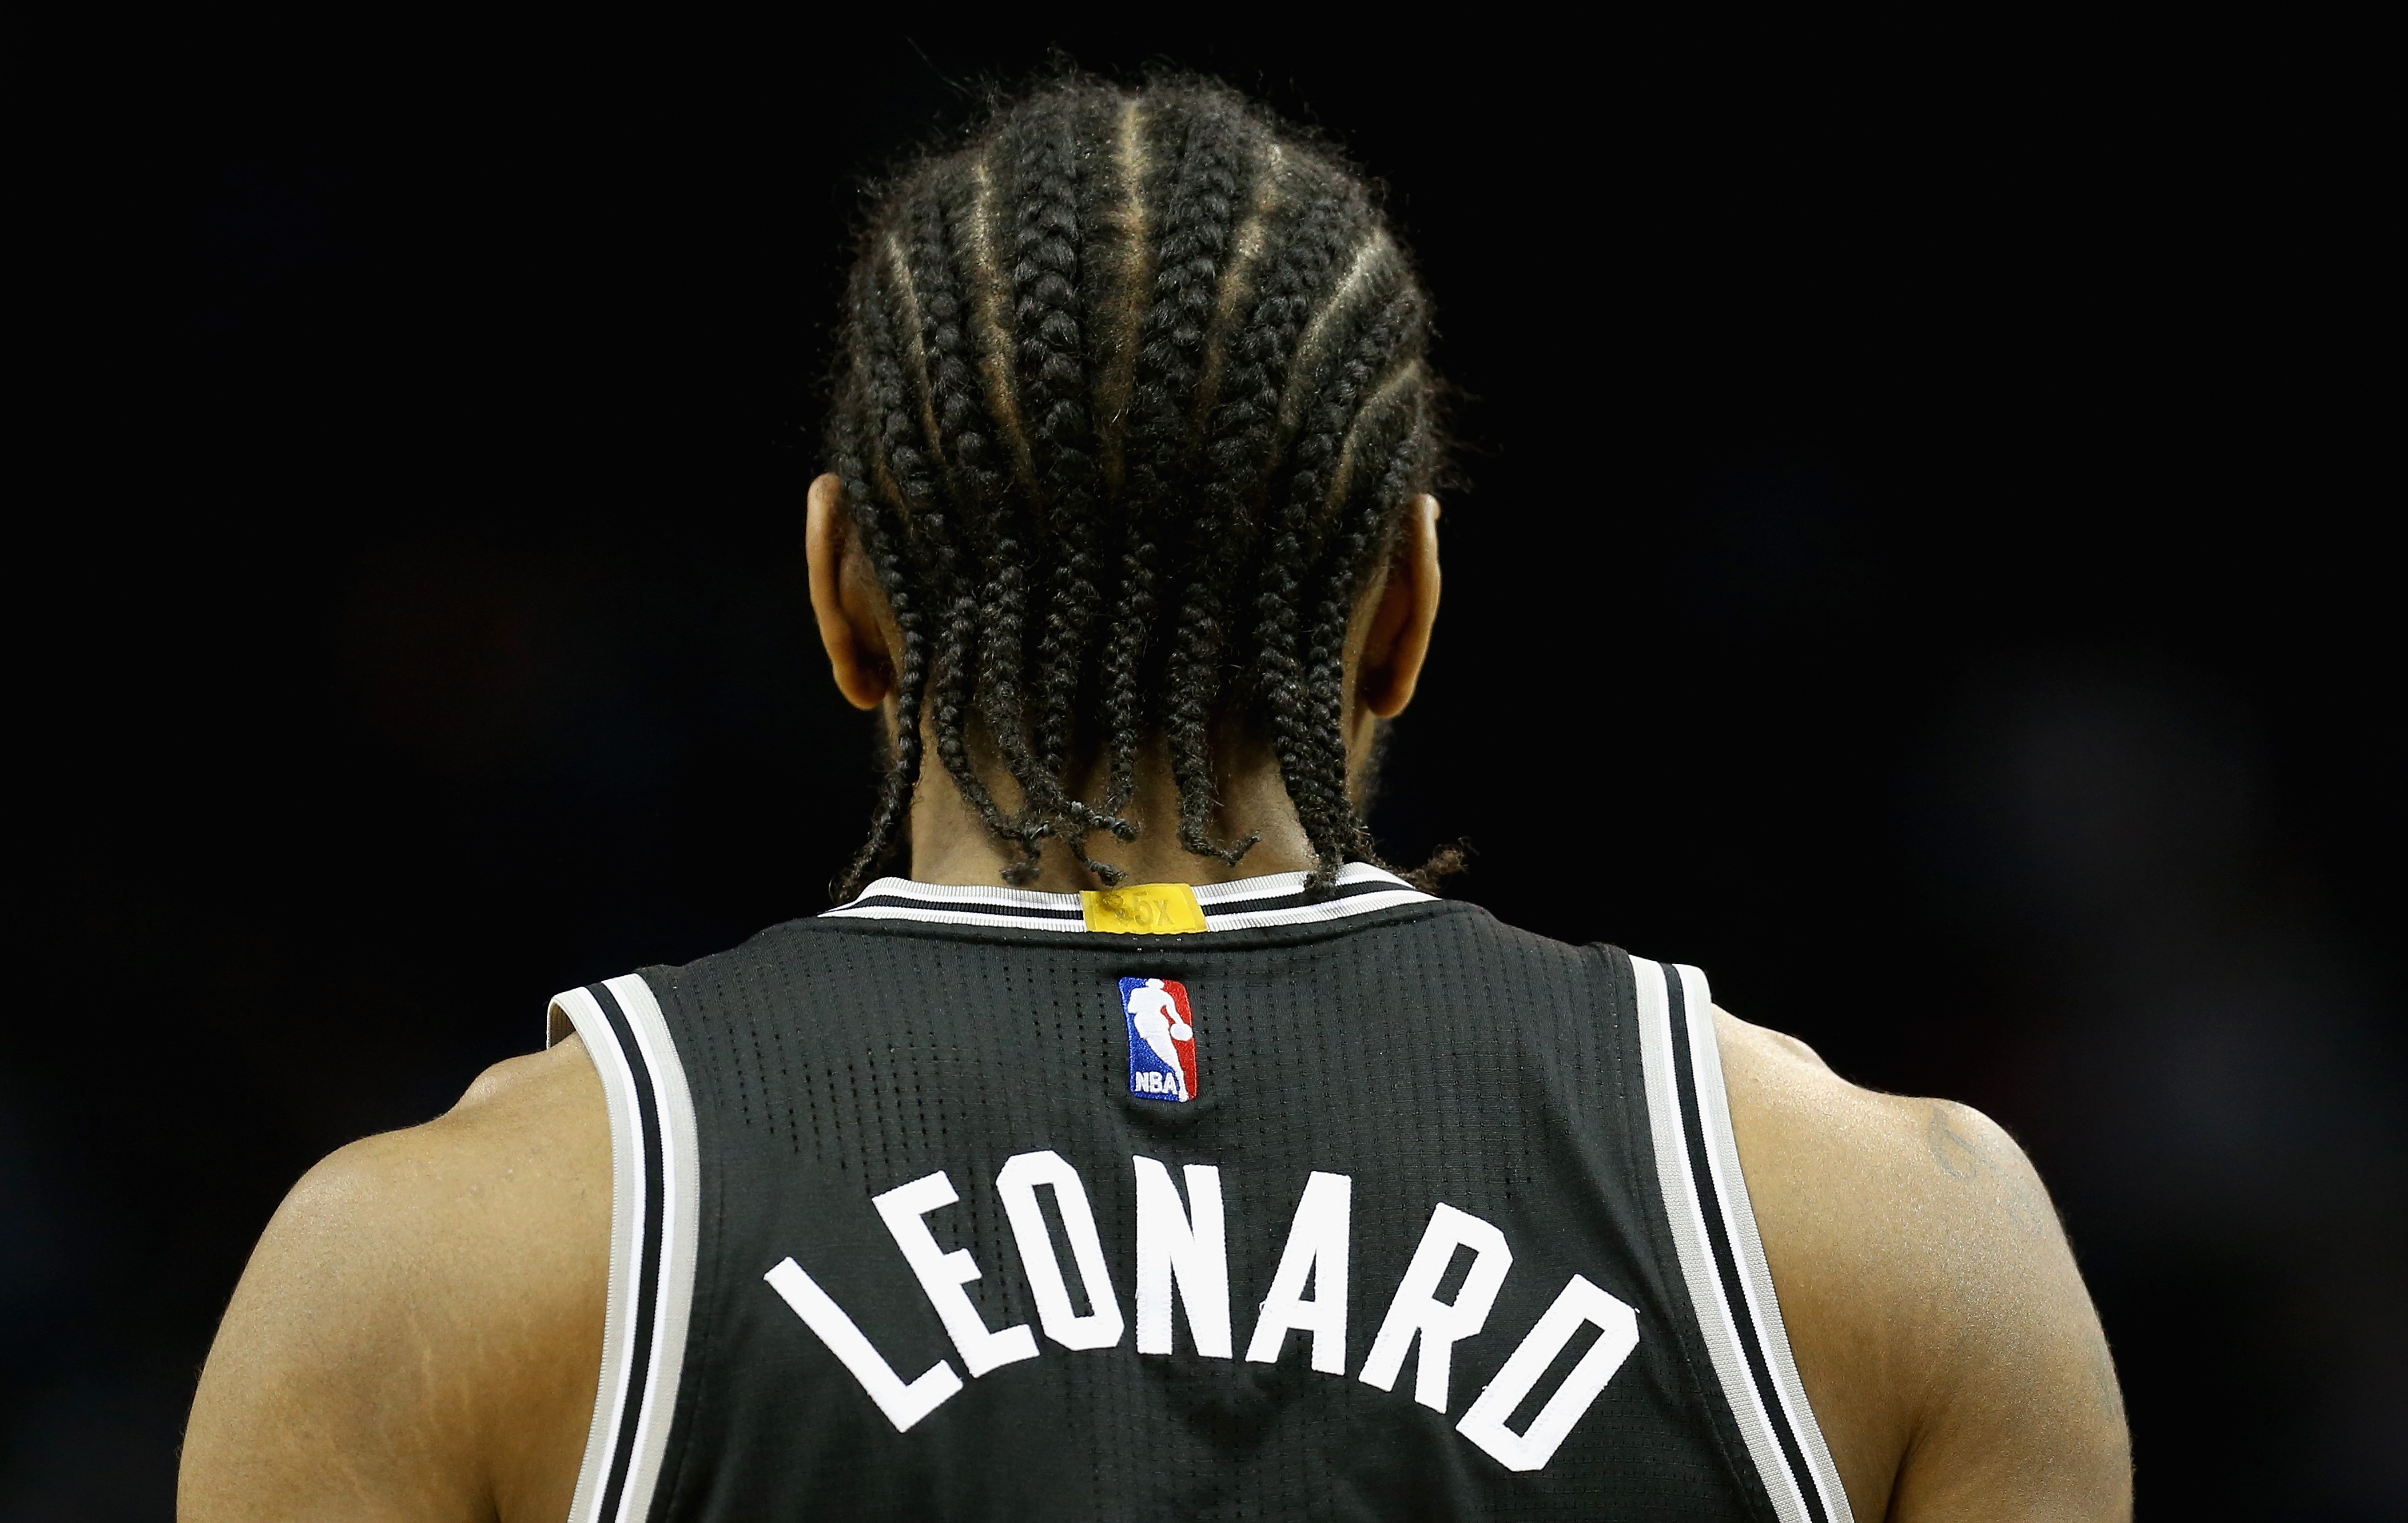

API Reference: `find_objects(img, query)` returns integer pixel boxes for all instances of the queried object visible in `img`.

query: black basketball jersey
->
[545,864,1852,1522]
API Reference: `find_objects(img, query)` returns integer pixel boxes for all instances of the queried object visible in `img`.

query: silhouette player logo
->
[1119,977,1199,1103]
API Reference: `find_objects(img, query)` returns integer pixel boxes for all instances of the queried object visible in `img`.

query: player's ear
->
[807,473,895,711]
[1358,494,1441,719]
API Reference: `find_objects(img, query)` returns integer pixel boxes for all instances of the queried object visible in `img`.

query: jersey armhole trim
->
[1631,957,1854,1523]
[548,975,703,1523]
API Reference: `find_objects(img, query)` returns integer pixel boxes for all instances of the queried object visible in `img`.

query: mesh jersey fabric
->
[552,882,1841,1522]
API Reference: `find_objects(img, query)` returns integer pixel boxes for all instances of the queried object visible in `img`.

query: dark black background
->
[9,19,2399,1519]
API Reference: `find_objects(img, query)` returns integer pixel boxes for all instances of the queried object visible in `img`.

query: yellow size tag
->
[1081,882,1208,935]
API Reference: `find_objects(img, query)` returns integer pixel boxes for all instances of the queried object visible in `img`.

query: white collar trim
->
[822,861,1435,933]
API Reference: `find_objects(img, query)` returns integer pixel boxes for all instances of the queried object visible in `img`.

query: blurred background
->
[10,19,2398,1519]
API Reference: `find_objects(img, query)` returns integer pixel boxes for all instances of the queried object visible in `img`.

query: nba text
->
[763,1151,1641,1472]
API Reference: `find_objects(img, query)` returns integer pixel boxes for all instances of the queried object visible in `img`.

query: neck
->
[903,728,1318,892]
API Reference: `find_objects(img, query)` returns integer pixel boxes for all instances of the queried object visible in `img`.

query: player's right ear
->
[807,474,895,711]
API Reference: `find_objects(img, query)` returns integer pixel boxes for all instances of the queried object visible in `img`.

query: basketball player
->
[180,79,2132,1520]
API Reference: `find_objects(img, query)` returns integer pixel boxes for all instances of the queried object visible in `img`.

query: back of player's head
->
[827,76,1438,898]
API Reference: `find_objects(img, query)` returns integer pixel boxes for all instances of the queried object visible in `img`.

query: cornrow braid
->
[1127,107,1257,864]
[1296,353,1433,883]
[1076,99,1167,846]
[828,259,939,900]
[1259,277,1424,876]
[954,152,1058,879]
[1231,178,1384,864]
[827,77,1450,897]
[897,172,1037,872]
[1005,98,1129,880]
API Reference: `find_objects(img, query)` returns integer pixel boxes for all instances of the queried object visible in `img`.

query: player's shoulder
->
[1715,1008,2130,1518]
[181,1039,610,1518]
[1713,1007,2050,1250]
[223,1035,610,1359]
[292,1035,608,1230]
[1716,1007,1940,1143]
[257,1038,602,1341]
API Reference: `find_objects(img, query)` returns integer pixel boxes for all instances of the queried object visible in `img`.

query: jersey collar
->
[822,861,1434,934]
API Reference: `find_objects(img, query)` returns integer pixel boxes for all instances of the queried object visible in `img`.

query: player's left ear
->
[807,473,897,711]
[1358,494,1442,719]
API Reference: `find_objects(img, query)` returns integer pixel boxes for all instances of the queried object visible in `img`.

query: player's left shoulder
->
[180,1038,610,1521]
[1714,1007,2132,1522]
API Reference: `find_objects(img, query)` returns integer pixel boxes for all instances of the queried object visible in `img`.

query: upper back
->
[182,876,2128,1522]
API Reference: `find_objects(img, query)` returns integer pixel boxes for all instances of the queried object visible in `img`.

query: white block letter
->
[871,1170,1038,1377]
[1244,1170,1354,1373]
[1360,1202,1512,1410]
[1133,1157,1231,1357]
[1456,1274,1640,1471]
[763,1257,963,1432]
[996,1150,1124,1351]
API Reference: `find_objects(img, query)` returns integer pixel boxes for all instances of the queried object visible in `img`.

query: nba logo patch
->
[1121,977,1199,1103]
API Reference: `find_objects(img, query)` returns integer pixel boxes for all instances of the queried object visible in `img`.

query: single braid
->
[828,456,932,898]
[1094,527,1160,824]
[829,260,941,900]
[944,152,1056,879]
[1259,282,1423,874]
[1225,184,1370,858]
[1293,356,1431,884]
[899,186,1025,858]
[1005,104,1131,879]
[1140,112,1257,863]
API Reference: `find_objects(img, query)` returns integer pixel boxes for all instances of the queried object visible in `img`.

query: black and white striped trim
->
[1631,957,1853,1523]
[548,975,700,1523]
[821,860,1434,933]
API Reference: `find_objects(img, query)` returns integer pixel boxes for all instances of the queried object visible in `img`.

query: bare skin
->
[180,476,2132,1520]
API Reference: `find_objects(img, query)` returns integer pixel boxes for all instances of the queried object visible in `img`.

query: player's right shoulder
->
[180,1038,609,1522]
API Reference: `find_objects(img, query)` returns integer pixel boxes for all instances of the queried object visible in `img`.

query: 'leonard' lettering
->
[763,1150,1639,1470]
